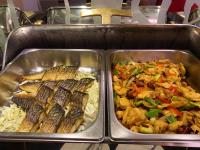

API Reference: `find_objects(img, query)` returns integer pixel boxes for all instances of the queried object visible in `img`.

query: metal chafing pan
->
[0,49,105,142]
[3,24,200,146]
[107,50,200,146]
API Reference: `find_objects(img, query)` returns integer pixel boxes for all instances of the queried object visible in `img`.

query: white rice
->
[0,104,25,132]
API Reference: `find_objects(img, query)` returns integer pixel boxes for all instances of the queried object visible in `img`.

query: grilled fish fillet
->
[70,91,88,111]
[12,96,35,111]
[57,79,79,92]
[18,103,45,132]
[51,87,71,107]
[42,66,62,81]
[38,104,65,133]
[36,85,54,107]
[75,78,94,92]
[19,82,43,95]
[57,107,84,133]
[22,72,45,81]
[56,66,78,80]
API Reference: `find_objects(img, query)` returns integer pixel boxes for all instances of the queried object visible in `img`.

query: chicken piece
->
[170,100,188,108]
[168,68,180,77]
[185,111,194,124]
[162,110,178,117]
[130,126,139,133]
[118,97,131,109]
[116,111,124,119]
[137,90,154,99]
[178,85,200,101]
[114,85,127,96]
[178,63,186,76]
[154,120,168,133]
[169,121,183,132]
[157,104,169,109]
[194,116,200,129]
[113,75,119,82]
[155,87,165,98]
[137,74,154,83]
[191,125,200,134]
[180,111,186,124]
[122,107,147,128]
[156,82,172,89]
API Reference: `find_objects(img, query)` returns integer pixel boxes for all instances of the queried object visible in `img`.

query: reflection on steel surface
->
[47,6,162,24]
[189,8,200,27]
[81,8,132,24]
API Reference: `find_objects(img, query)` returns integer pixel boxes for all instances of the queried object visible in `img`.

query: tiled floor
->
[61,143,164,150]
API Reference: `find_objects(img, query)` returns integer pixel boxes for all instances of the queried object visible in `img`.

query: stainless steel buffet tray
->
[0,49,105,142]
[107,50,200,146]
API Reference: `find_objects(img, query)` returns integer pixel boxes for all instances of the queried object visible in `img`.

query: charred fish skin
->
[57,107,84,133]
[70,91,88,111]
[75,78,95,92]
[51,87,72,107]
[38,104,65,133]
[43,81,57,90]
[18,103,45,132]
[42,66,63,81]
[56,66,78,80]
[57,79,79,92]
[19,81,43,95]
[36,85,54,107]
[12,96,35,111]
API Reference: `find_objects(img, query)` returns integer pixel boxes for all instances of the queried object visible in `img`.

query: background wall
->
[0,0,24,9]
[0,0,159,12]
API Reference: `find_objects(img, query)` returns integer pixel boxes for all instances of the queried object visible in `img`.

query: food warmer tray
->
[0,49,105,142]
[3,24,200,146]
[107,50,200,146]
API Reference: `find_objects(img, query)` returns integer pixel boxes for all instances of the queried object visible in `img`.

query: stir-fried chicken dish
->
[112,59,200,134]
